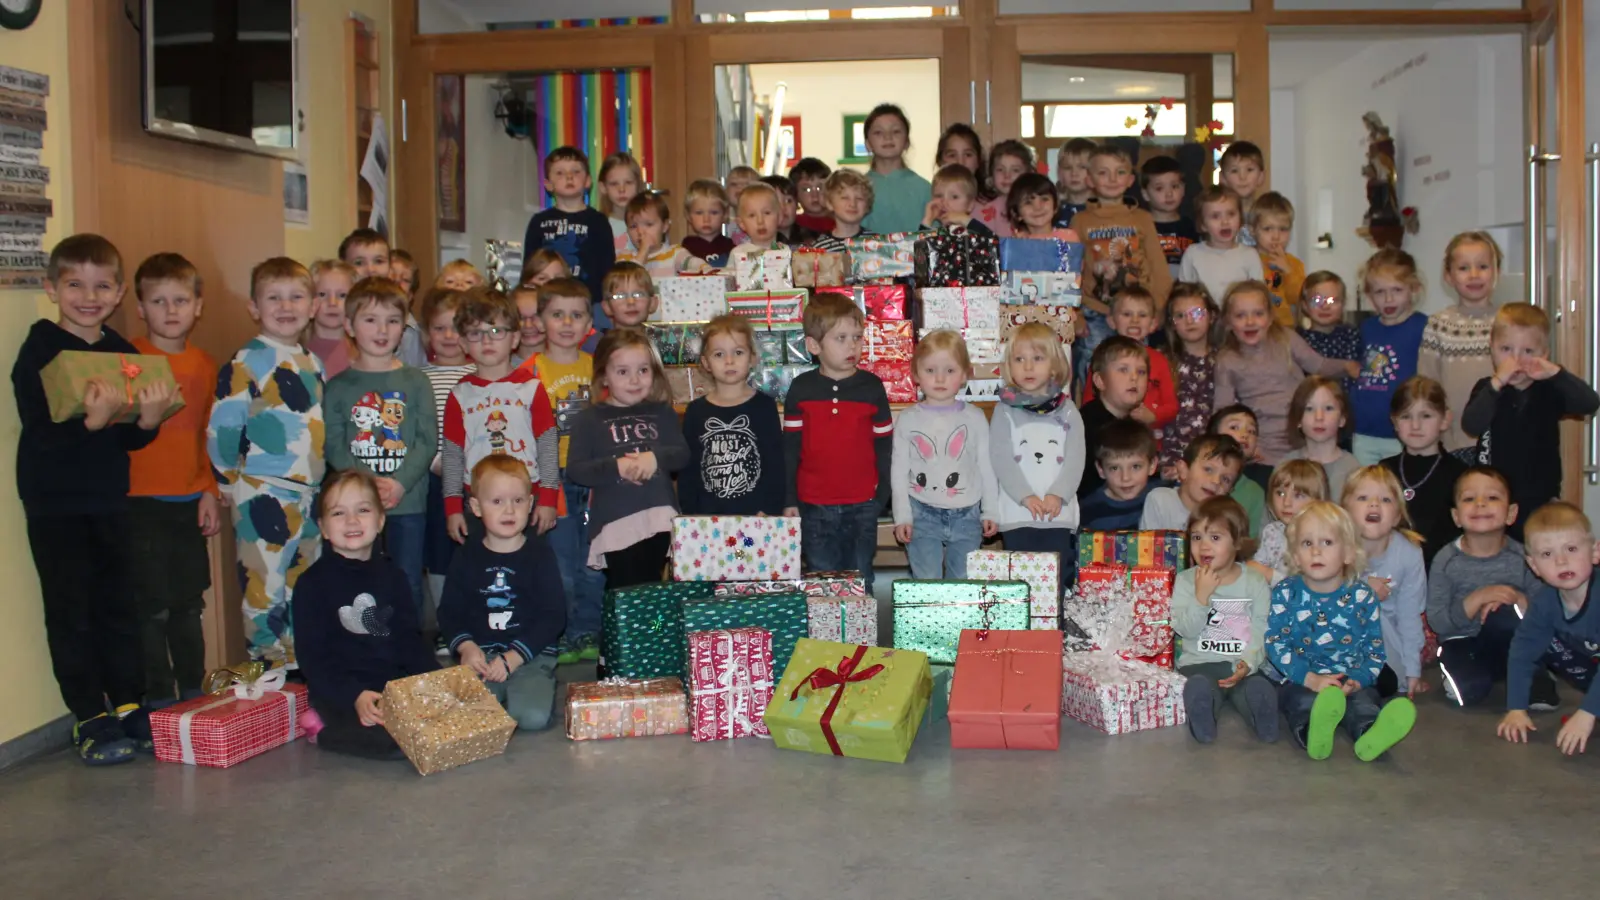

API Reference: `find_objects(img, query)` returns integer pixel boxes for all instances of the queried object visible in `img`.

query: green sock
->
[1354,697,1417,762]
[1305,687,1346,761]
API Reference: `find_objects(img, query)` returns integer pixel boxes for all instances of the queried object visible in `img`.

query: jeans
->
[1071,308,1115,398]
[801,500,881,595]
[549,480,606,639]
[1001,527,1077,599]
[382,513,427,619]
[1352,434,1403,467]
[486,652,559,730]
[127,498,210,701]
[1438,604,1594,707]
[906,499,983,580]
[1278,681,1381,748]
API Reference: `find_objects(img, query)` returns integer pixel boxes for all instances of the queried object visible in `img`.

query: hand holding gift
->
[136,376,179,430]
[356,690,385,727]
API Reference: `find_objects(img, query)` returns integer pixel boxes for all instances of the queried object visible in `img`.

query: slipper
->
[1354,697,1416,762]
[1305,687,1346,761]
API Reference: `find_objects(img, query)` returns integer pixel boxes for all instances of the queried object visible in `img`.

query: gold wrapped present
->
[566,677,689,741]
[39,349,186,424]
[381,666,517,776]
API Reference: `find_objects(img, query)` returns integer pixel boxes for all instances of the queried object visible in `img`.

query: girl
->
[307,259,356,378]
[291,469,438,760]
[935,122,985,177]
[1006,173,1079,242]
[990,322,1086,589]
[599,152,644,253]
[859,103,933,235]
[975,139,1032,238]
[435,259,483,292]
[1295,271,1361,399]
[1178,187,1263,306]
[1171,496,1276,744]
[511,284,545,365]
[519,249,569,288]
[1418,232,1503,455]
[1282,375,1360,498]
[679,315,785,516]
[419,287,476,620]
[1250,458,1328,585]
[1265,501,1416,761]
[892,330,999,580]
[566,327,690,590]
[617,192,712,285]
[1352,248,1428,465]
[1213,280,1359,464]
[1161,282,1220,477]
[1342,466,1429,699]
[1378,376,1465,568]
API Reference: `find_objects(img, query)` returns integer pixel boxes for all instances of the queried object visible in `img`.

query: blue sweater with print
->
[1353,313,1427,438]
[1265,575,1387,688]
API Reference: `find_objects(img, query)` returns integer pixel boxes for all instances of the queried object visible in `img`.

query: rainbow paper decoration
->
[531,68,654,207]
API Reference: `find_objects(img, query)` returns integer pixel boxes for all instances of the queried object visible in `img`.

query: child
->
[1344,466,1429,699]
[1081,287,1177,432]
[520,247,570,289]
[1251,192,1304,329]
[1076,335,1149,499]
[208,257,325,667]
[598,151,644,252]
[127,253,219,706]
[782,293,894,592]
[810,169,876,253]
[1461,302,1600,538]
[1142,434,1243,531]
[1071,143,1174,316]
[1210,404,1271,491]
[891,329,999,579]
[1208,416,1266,536]
[991,321,1086,587]
[935,122,984,175]
[919,164,992,235]
[789,156,836,235]
[1429,467,1547,708]
[1078,418,1158,532]
[859,103,932,235]
[323,277,437,617]
[975,139,1032,238]
[1497,502,1600,755]
[1380,376,1467,568]
[291,469,439,760]
[1173,496,1276,744]
[1419,232,1504,454]
[725,165,759,209]
[510,283,546,366]
[438,456,566,730]
[1213,280,1359,464]
[418,287,476,625]
[618,191,712,283]
[600,262,660,333]
[1295,271,1361,401]
[762,174,813,245]
[1219,141,1266,246]
[1161,282,1218,476]
[680,315,786,516]
[307,259,356,379]
[682,179,736,268]
[436,259,484,292]
[341,229,428,368]
[731,182,786,265]
[389,249,417,300]
[1251,459,1328,584]
[1140,155,1197,280]
[1007,174,1076,242]
[523,145,617,328]
[1265,501,1416,761]
[1281,375,1360,498]
[566,327,690,589]
[1178,187,1263,307]
[1053,137,1097,226]
[1352,248,1428,465]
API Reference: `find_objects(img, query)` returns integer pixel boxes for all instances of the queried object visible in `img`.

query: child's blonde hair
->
[1217,280,1286,359]
[736,182,782,219]
[310,258,357,286]
[1442,231,1503,297]
[520,248,569,286]
[912,328,972,378]
[1340,465,1425,547]
[1248,191,1294,229]
[1490,302,1549,343]
[1523,500,1593,542]
[591,326,670,406]
[597,152,644,217]
[1005,322,1071,387]
[1286,375,1352,448]
[1164,281,1219,357]
[251,256,314,299]
[1187,496,1257,563]
[1286,501,1367,585]
[1270,459,1330,516]
[436,258,482,287]
[802,291,864,342]
[698,314,757,374]
[824,169,874,209]
[1389,375,1449,421]
[1359,247,1422,305]
[685,179,731,215]
[345,276,409,318]
[931,164,978,199]
[317,468,384,521]
[602,261,654,300]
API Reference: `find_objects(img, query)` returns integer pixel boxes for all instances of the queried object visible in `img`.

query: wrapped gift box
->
[687,627,775,741]
[966,550,1062,621]
[1078,530,1188,570]
[566,676,690,741]
[861,318,916,403]
[948,628,1064,750]
[1061,652,1186,735]
[1002,270,1082,308]
[916,229,1001,287]
[712,571,876,646]
[925,663,953,725]
[891,580,1031,665]
[734,247,794,291]
[754,324,810,367]
[665,367,710,405]
[681,591,808,680]
[671,515,802,582]
[863,359,915,403]
[790,249,848,288]
[815,283,911,321]
[150,677,306,768]
[998,236,1085,276]
[40,350,186,424]
[1001,305,1078,348]
[713,569,867,599]
[845,233,917,282]
[1031,614,1058,630]
[765,639,930,763]
[658,274,732,322]
[382,666,517,775]
[645,322,706,366]
[754,364,808,403]
[1065,564,1176,669]
[920,286,1002,334]
[727,289,807,325]
[601,582,713,679]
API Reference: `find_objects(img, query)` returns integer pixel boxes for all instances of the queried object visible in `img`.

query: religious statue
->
[1356,112,1418,248]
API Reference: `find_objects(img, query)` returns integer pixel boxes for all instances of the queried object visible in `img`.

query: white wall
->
[439,75,542,268]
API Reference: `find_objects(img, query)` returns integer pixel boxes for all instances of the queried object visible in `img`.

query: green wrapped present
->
[681,592,809,681]
[40,350,186,424]
[765,639,930,763]
[923,663,953,726]
[600,582,713,680]
[891,580,1030,665]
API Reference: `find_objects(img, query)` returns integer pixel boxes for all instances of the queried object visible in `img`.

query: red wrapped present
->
[949,629,1063,750]
[1065,564,1175,669]
[151,669,307,768]
[864,358,915,403]
[687,627,775,741]
[815,284,910,321]
[863,319,913,361]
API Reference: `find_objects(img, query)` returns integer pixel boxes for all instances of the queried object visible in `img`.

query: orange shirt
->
[129,338,221,497]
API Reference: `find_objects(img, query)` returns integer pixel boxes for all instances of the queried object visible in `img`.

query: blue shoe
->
[75,715,137,766]
[119,707,156,754]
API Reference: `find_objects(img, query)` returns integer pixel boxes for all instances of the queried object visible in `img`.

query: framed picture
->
[436,74,466,233]
[757,114,803,172]
[839,113,870,165]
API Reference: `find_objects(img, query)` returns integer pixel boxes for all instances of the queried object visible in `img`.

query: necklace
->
[1399,452,1442,502]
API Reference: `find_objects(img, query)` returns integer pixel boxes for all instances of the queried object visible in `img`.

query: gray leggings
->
[1180,661,1273,728]
[486,653,558,731]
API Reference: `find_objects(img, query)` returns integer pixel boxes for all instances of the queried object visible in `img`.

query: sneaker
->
[118,707,156,754]
[74,714,136,766]
[1244,676,1279,743]
[435,634,452,658]
[1529,675,1561,712]
[1305,687,1346,761]
[577,634,599,662]
[1183,675,1217,744]
[1354,697,1417,762]
[556,638,580,666]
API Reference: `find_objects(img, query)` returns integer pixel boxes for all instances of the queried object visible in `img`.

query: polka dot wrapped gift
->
[670,515,802,582]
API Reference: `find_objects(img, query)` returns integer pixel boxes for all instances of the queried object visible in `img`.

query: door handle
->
[969,81,976,123]
[1528,145,1560,312]
[985,80,992,126]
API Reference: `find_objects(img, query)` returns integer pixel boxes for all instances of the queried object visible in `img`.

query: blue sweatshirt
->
[1078,482,1151,532]
[522,206,616,329]
[1353,312,1427,438]
[1265,575,1386,689]
[438,536,567,665]
[1507,578,1600,715]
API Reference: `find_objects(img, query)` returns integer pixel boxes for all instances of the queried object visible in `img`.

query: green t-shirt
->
[1231,476,1265,538]
[323,365,438,517]
[862,167,932,235]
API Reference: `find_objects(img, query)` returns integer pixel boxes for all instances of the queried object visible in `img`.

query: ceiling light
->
[1114,84,1154,95]
[1068,76,1085,83]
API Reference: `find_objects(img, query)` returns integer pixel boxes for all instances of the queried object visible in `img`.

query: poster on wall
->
[283,161,309,226]
[0,65,49,291]
[437,75,466,234]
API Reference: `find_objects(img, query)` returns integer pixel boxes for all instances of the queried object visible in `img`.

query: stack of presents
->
[654,230,1085,405]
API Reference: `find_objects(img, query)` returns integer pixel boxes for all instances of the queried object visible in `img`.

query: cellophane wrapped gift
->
[1064,564,1176,669]
[565,677,690,741]
[645,323,706,366]
[755,364,808,403]
[671,515,802,582]
[754,324,810,366]
[998,236,1085,276]
[1078,529,1188,569]
[1061,652,1186,735]
[687,628,775,741]
[815,283,911,321]
[681,591,808,680]
[915,229,1000,287]
[733,246,794,291]
[948,628,1064,750]
[601,582,713,679]
[790,248,848,288]
[845,233,917,282]
[150,671,306,768]
[1002,270,1082,307]
[727,289,807,325]
[40,350,186,424]
[712,571,876,645]
[861,318,916,403]
[891,580,1031,665]
[657,274,732,322]
[382,666,517,775]
[765,639,930,763]
[966,550,1062,622]
[1001,305,1078,348]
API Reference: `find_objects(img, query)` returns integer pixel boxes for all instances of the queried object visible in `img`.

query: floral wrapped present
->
[40,350,186,424]
[949,628,1064,750]
[664,367,710,405]
[151,667,306,768]
[382,666,517,775]
[687,628,775,741]
[765,639,930,763]
[915,229,1000,287]
[845,232,917,282]
[966,550,1062,621]
[681,591,808,680]
[1002,270,1082,307]
[658,274,732,322]
[998,236,1085,275]
[1061,652,1186,735]
[790,248,848,288]
[727,289,807,325]
[891,579,1031,665]
[1001,305,1078,347]
[815,283,911,321]
[754,364,808,403]
[645,322,706,366]
[601,582,714,679]
[1063,564,1176,669]
[566,676,690,741]
[670,515,802,582]
[733,246,794,291]
[712,571,876,645]
[754,323,810,367]
[1078,529,1188,570]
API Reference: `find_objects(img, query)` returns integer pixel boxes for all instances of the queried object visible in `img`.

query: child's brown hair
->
[591,326,670,405]
[698,314,757,374]
[1090,334,1148,375]
[1249,191,1294,229]
[1287,375,1352,447]
[250,257,314,299]
[520,248,570,286]
[803,291,864,342]
[602,261,653,301]
[1389,375,1449,420]
[912,328,972,378]
[134,252,202,301]
[436,258,482,287]
[624,191,671,227]
[1220,141,1264,171]
[49,233,123,284]
[1006,173,1057,232]
[419,286,465,331]
[1183,433,1244,470]
[537,276,591,315]
[931,163,978,199]
[1300,271,1346,319]
[1442,231,1504,297]
[338,227,388,261]
[1195,186,1243,236]
[1164,281,1218,357]
[1110,285,1156,317]
[543,145,590,179]
[1453,465,1512,502]
[1359,247,1423,305]
[317,468,384,520]
[345,276,410,318]
[1187,496,1256,562]
[454,285,518,333]
[1096,418,1158,463]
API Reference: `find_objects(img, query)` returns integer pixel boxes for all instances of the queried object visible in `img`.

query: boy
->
[15,234,176,764]
[1210,404,1271,491]
[340,228,429,368]
[789,156,835,235]
[1499,501,1600,754]
[1430,466,1548,708]
[389,248,417,299]
[530,277,606,663]
[682,179,736,268]
[1082,288,1176,430]
[762,175,811,245]
[1141,434,1244,531]
[1252,192,1304,329]
[523,146,617,329]
[782,292,893,593]
[1077,336,1150,500]
[810,169,875,253]
[1140,155,1196,280]
[731,182,785,262]
[919,164,992,235]
[442,287,561,543]
[1078,418,1158,532]
[438,456,566,731]
[600,262,659,331]
[323,277,438,617]
[1054,137,1097,227]
[1219,141,1266,246]
[1461,302,1600,540]
[127,253,219,707]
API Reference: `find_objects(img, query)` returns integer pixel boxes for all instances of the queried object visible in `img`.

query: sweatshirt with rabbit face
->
[891,402,999,526]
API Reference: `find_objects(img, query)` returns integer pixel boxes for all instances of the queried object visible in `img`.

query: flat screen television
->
[142,0,300,159]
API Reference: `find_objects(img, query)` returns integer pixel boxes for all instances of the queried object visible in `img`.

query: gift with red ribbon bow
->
[38,349,186,424]
[765,639,930,763]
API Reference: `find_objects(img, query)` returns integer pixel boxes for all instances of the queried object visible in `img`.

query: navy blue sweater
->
[522,206,615,327]
[1507,578,1600,716]
[679,392,787,516]
[1079,482,1152,532]
[438,536,566,664]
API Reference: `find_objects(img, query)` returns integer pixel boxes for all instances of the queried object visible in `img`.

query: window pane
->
[417,0,669,33]
[1212,101,1233,134]
[1021,104,1035,138]
[1272,0,1515,8]
[696,4,957,21]
[1000,0,1247,12]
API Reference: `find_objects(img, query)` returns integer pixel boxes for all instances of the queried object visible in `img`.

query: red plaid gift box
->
[151,675,307,768]
[687,627,775,741]
[1067,564,1176,669]
[1061,652,1186,735]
